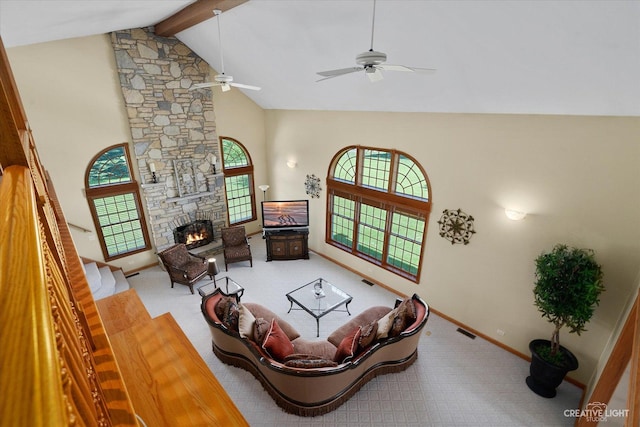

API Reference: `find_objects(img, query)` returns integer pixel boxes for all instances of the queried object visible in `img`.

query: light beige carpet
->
[128,238,582,426]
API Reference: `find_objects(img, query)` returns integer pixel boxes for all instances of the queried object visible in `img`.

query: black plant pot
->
[526,339,579,398]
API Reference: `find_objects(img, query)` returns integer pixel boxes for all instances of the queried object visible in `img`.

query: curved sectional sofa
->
[201,289,430,416]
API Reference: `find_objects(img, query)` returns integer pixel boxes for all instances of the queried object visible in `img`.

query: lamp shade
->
[207,258,219,276]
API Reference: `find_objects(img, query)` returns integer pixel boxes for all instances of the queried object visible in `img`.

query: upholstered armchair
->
[221,226,253,271]
[157,243,209,294]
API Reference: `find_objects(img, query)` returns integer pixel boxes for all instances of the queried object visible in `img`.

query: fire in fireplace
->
[173,220,214,249]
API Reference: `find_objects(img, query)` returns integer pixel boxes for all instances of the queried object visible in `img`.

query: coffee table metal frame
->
[198,276,244,300]
[286,278,352,337]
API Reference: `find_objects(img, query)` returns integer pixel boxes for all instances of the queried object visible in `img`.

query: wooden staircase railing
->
[1,34,247,427]
[0,35,137,427]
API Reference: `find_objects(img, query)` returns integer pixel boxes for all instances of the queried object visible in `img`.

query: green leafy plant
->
[533,244,604,364]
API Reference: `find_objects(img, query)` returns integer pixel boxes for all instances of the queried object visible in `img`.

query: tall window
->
[220,137,256,225]
[85,144,150,261]
[326,146,431,282]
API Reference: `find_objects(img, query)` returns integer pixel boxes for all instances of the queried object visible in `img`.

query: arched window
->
[326,146,431,282]
[220,137,256,225]
[85,144,150,260]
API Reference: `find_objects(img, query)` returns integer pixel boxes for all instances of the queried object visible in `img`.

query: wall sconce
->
[149,162,158,183]
[286,160,297,169]
[211,155,218,174]
[505,209,527,221]
[258,184,270,201]
[207,258,220,285]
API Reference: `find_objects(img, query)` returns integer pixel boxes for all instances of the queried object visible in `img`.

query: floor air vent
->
[456,328,476,339]
[361,279,375,286]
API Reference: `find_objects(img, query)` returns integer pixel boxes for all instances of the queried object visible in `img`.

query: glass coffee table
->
[198,276,244,300]
[286,278,352,337]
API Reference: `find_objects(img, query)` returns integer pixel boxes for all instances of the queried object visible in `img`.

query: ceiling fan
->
[190,9,260,92]
[316,0,436,83]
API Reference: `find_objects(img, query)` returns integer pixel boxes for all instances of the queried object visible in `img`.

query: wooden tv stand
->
[264,229,309,261]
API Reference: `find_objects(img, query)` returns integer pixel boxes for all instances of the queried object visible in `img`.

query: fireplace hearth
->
[174,219,214,250]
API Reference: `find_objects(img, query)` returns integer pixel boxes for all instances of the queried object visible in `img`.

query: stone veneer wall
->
[110,27,225,251]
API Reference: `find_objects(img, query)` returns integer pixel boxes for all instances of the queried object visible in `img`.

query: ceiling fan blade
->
[230,82,261,91]
[377,64,413,72]
[317,67,363,78]
[379,64,437,74]
[189,82,218,90]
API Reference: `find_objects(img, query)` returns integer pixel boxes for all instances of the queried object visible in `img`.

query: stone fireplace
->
[110,27,225,253]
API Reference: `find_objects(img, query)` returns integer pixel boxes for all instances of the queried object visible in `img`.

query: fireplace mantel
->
[166,191,216,203]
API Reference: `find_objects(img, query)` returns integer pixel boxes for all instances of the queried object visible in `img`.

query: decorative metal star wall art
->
[305,174,322,198]
[437,208,476,245]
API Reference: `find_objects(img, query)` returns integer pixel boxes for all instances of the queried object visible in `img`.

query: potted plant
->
[526,244,604,398]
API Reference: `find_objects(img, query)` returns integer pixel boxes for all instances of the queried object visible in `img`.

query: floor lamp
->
[258,184,269,201]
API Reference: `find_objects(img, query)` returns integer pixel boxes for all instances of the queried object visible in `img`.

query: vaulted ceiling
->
[1,0,639,116]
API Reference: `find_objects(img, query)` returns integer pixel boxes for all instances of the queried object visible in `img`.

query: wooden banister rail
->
[0,166,74,426]
[1,32,137,425]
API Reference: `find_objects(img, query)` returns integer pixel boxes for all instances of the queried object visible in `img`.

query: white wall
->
[7,34,158,271]
[264,109,640,384]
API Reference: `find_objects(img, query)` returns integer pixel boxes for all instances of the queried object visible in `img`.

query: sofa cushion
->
[254,318,270,344]
[376,308,396,339]
[262,319,295,361]
[224,303,240,332]
[378,297,418,339]
[333,327,361,363]
[238,304,256,340]
[389,298,418,337]
[215,296,239,331]
[215,296,236,320]
[327,306,391,347]
[284,359,338,369]
[244,303,300,341]
[291,338,337,361]
[358,320,378,349]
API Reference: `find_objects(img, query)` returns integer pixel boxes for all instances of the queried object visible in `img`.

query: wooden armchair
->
[221,226,253,271]
[157,243,209,294]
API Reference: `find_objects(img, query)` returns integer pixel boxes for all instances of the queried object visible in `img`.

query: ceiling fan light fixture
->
[189,9,260,92]
[356,50,387,66]
[315,0,435,83]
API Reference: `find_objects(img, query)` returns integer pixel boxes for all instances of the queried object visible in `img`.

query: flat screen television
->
[261,200,309,230]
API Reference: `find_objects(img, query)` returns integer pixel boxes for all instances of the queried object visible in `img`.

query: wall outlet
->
[496,329,506,336]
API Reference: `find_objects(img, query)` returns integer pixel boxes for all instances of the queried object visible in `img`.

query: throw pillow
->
[224,302,240,332]
[254,317,270,345]
[358,320,378,349]
[389,298,418,337]
[238,304,256,340]
[284,359,338,369]
[262,319,295,361]
[333,327,361,364]
[215,296,235,320]
[376,308,396,340]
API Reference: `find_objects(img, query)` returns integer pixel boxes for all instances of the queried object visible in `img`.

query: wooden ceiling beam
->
[155,0,248,37]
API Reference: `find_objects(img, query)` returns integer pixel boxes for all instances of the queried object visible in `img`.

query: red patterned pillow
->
[261,319,295,361]
[333,327,361,363]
